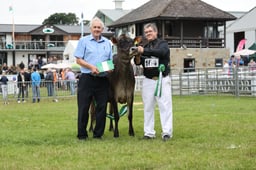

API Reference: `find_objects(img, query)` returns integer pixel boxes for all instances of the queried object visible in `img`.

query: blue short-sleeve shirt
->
[74,34,113,73]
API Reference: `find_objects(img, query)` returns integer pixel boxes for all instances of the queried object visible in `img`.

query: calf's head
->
[112,34,145,60]
[130,36,148,57]
[112,34,133,55]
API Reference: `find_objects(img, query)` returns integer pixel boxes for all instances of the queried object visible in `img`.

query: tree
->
[42,13,79,25]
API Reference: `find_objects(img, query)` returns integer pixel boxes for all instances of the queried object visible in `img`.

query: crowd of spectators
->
[0,58,78,104]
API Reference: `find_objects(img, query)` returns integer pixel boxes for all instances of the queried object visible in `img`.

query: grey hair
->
[89,17,105,29]
[144,23,158,32]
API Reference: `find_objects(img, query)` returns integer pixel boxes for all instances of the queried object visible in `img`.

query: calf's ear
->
[134,36,148,46]
[133,37,140,46]
[111,37,118,45]
[134,36,143,46]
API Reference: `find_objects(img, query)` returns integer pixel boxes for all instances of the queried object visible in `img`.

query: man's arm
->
[76,58,99,74]
[142,41,169,59]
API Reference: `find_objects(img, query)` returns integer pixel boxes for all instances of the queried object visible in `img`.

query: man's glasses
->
[144,30,153,34]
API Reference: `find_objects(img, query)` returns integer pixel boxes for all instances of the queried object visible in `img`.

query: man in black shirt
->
[134,23,173,141]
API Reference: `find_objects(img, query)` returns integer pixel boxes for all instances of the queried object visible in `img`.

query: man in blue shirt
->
[65,68,76,95]
[74,17,113,140]
[31,68,41,103]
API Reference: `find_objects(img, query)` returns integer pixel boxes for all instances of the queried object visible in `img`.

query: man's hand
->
[137,46,144,54]
[90,65,100,75]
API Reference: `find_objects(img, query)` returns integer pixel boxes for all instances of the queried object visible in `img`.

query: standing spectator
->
[248,59,256,75]
[39,70,45,87]
[28,60,33,70]
[33,57,38,69]
[17,69,26,103]
[31,68,41,103]
[8,65,17,74]
[45,69,54,96]
[52,69,58,102]
[65,68,76,95]
[0,71,9,104]
[60,68,67,90]
[19,61,25,70]
[228,55,244,67]
[42,57,47,66]
[24,68,31,99]
[74,17,112,140]
[38,56,43,70]
[134,23,173,141]
[223,60,230,76]
[2,63,9,72]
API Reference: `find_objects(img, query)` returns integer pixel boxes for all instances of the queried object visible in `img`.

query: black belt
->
[146,75,168,80]
[82,73,107,78]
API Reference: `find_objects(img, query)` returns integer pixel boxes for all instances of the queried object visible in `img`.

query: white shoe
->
[53,99,58,102]
[17,101,21,104]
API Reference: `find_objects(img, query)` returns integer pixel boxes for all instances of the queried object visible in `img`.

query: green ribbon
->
[154,64,165,97]
[106,105,128,120]
[94,99,127,120]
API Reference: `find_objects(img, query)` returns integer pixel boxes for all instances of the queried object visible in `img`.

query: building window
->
[215,58,223,67]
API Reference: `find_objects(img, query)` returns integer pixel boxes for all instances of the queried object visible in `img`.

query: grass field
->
[0,95,256,170]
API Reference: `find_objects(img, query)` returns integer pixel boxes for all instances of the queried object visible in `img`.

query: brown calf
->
[89,34,142,137]
[108,34,141,137]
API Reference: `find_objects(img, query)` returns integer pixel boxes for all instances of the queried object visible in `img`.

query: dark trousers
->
[17,85,25,101]
[46,82,54,96]
[77,74,109,139]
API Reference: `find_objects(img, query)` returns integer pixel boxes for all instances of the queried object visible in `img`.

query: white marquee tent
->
[63,40,78,63]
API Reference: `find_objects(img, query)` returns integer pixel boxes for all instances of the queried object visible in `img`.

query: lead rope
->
[154,64,165,97]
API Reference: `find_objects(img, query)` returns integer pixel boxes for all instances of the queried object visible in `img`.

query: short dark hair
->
[19,62,25,69]
[144,23,158,33]
[33,68,37,72]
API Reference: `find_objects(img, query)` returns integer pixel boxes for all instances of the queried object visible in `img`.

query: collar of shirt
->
[89,34,105,43]
[147,39,158,48]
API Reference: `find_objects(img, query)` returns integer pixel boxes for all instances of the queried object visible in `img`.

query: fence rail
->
[135,66,256,97]
[0,80,76,102]
[1,67,256,103]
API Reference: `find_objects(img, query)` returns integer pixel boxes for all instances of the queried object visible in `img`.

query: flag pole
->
[9,5,15,48]
[12,13,15,47]
[81,12,84,38]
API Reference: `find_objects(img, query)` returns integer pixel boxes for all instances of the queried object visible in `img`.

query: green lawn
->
[0,95,255,170]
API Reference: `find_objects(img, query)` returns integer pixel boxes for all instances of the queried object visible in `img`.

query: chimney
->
[113,0,124,10]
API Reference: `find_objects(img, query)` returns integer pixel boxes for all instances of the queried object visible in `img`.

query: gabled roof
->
[109,0,236,27]
[228,11,247,19]
[96,9,132,21]
[226,11,247,27]
[227,6,256,32]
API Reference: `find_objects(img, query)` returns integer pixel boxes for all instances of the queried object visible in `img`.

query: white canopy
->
[63,40,78,63]
[234,49,256,56]
[41,63,57,69]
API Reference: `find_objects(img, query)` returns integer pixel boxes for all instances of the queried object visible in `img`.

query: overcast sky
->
[0,0,255,24]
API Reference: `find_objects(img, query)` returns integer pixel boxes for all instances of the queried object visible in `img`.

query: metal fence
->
[0,80,77,102]
[1,66,256,103]
[135,66,256,97]
[169,66,256,97]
